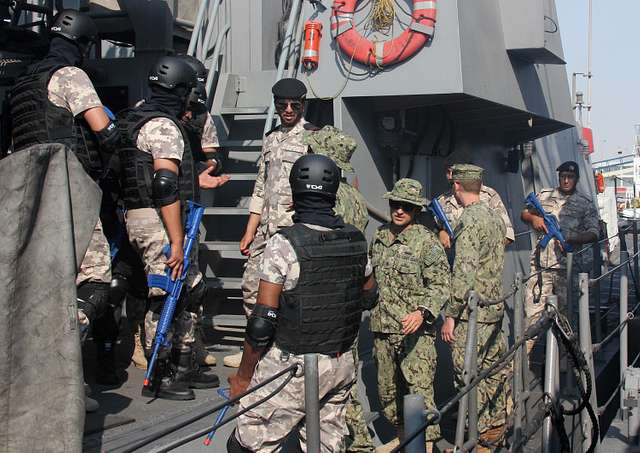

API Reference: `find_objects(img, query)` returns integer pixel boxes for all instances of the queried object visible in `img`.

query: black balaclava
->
[139,85,187,118]
[291,193,345,229]
[30,36,82,73]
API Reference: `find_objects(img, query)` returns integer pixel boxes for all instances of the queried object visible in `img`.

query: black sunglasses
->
[389,200,417,212]
[274,100,303,112]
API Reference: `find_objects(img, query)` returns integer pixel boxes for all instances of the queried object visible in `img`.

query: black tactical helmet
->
[178,55,208,111]
[148,56,197,91]
[50,9,98,45]
[289,154,340,198]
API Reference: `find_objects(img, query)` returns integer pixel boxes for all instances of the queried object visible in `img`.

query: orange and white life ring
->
[331,0,437,67]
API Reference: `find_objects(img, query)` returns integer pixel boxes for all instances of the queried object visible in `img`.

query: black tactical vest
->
[118,108,197,210]
[9,64,103,179]
[275,223,368,355]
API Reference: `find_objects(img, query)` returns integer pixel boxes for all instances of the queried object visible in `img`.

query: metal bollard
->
[620,251,629,421]
[304,353,321,453]
[566,252,575,328]
[513,274,524,449]
[542,295,560,453]
[578,273,600,452]
[454,291,479,452]
[403,394,426,453]
[634,221,639,284]
[593,242,603,342]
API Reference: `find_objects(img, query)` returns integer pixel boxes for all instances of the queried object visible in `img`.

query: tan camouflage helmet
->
[383,178,427,207]
[303,125,357,173]
[451,163,484,181]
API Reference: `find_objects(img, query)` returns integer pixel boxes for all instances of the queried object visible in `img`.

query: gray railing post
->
[620,251,629,421]
[633,220,639,283]
[542,295,560,453]
[304,353,321,453]
[403,394,426,453]
[454,291,479,452]
[578,272,599,452]
[592,242,603,342]
[263,0,303,136]
[513,274,524,448]
[566,251,575,328]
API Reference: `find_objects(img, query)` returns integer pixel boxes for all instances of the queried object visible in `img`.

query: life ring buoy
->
[331,0,437,67]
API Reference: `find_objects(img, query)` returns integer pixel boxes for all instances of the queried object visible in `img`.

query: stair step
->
[212,314,247,328]
[204,207,249,216]
[222,139,263,148]
[221,106,268,115]
[227,173,257,181]
[227,151,261,162]
[201,241,247,259]
[206,276,242,290]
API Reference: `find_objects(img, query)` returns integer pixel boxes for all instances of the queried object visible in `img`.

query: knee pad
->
[77,282,110,322]
[226,430,254,453]
[109,276,129,308]
[147,296,165,315]
[185,280,207,313]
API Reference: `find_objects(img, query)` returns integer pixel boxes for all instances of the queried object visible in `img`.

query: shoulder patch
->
[265,125,281,137]
[303,122,320,131]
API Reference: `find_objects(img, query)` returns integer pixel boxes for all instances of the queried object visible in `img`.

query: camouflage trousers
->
[235,345,356,452]
[76,217,111,285]
[240,229,268,316]
[126,208,202,352]
[452,321,508,434]
[373,332,440,442]
[344,341,374,453]
[525,268,568,326]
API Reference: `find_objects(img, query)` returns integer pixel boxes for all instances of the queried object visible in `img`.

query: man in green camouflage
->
[370,179,450,453]
[441,164,508,452]
[304,125,372,452]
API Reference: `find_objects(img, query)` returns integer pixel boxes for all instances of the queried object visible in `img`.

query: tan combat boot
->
[223,351,243,368]
[375,438,399,453]
[194,332,217,366]
[131,326,147,370]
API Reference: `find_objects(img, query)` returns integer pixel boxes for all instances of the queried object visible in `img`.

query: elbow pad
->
[362,284,379,310]
[152,168,179,207]
[95,121,121,154]
[246,304,278,348]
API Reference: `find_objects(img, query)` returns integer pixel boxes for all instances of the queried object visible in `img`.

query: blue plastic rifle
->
[203,388,231,446]
[143,200,205,389]
[525,192,573,252]
[429,197,455,241]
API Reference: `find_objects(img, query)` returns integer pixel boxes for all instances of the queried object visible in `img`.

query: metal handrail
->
[198,0,223,62]
[187,0,210,56]
[590,250,640,284]
[205,23,231,107]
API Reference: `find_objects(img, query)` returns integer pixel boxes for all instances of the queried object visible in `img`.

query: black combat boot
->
[95,341,120,386]
[172,347,220,389]
[141,357,195,400]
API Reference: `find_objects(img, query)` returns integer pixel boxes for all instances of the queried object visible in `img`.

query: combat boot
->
[194,330,216,366]
[141,358,195,400]
[96,341,120,386]
[223,350,242,368]
[172,348,220,389]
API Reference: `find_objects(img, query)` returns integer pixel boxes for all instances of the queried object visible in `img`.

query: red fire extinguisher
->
[302,20,322,71]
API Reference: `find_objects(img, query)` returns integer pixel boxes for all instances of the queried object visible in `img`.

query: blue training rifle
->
[524,192,573,252]
[143,200,205,389]
[204,388,231,446]
[429,197,455,240]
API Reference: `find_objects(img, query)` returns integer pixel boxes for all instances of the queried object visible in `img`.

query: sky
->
[555,0,640,162]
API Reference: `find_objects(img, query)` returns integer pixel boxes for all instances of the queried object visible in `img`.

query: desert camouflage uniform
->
[370,221,450,442]
[125,118,202,351]
[437,184,515,242]
[201,111,220,149]
[445,201,508,435]
[47,66,111,285]
[524,188,599,324]
[235,224,372,452]
[242,119,311,314]
[305,125,372,451]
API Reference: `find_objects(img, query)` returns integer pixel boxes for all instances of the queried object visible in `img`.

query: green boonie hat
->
[383,178,427,207]
[451,163,484,181]
[303,125,357,173]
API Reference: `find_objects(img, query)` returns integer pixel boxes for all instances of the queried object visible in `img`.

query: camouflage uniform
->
[242,119,311,314]
[437,184,514,242]
[444,165,508,436]
[304,125,372,451]
[47,66,111,285]
[524,188,600,324]
[235,224,372,452]
[370,179,450,442]
[201,111,220,149]
[125,118,202,351]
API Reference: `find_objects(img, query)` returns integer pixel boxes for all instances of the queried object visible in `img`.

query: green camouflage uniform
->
[370,179,450,442]
[444,164,508,435]
[304,125,372,452]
